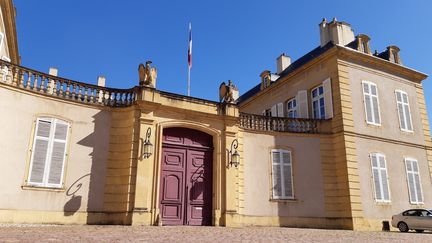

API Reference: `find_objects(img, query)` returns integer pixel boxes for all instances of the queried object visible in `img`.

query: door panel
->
[186,149,212,226]
[159,148,186,226]
[159,128,213,226]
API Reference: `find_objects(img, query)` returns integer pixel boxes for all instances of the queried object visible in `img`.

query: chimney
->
[276,53,291,74]
[49,67,58,76]
[47,68,58,95]
[319,17,355,47]
[97,76,106,87]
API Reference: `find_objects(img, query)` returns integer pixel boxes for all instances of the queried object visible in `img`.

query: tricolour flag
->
[188,22,192,69]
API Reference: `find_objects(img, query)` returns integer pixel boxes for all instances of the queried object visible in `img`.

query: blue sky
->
[14,0,432,124]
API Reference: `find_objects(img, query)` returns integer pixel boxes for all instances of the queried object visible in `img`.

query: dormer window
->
[260,70,271,90]
[357,34,371,54]
[263,76,269,88]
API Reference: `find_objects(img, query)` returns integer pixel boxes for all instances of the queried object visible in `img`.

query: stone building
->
[0,1,431,231]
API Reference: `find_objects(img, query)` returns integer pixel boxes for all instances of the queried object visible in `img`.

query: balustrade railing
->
[239,113,320,133]
[0,60,137,107]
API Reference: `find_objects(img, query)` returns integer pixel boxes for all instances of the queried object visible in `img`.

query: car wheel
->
[415,229,424,233]
[398,222,409,232]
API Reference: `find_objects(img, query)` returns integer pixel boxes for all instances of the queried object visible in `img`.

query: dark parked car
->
[391,209,432,233]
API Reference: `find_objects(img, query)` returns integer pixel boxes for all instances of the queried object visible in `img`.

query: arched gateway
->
[159,127,213,226]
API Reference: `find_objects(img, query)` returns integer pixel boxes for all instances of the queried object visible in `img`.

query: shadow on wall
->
[64,174,90,216]
[63,111,110,223]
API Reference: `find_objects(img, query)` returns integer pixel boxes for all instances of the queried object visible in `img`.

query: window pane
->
[272,152,280,164]
[381,169,390,200]
[54,123,68,140]
[282,152,291,165]
[312,89,317,97]
[404,104,412,131]
[365,95,373,123]
[414,173,423,203]
[402,93,408,104]
[313,100,319,118]
[371,154,378,167]
[48,142,66,185]
[371,84,377,95]
[408,172,416,202]
[363,83,369,94]
[398,103,406,129]
[373,168,382,200]
[272,165,282,197]
[396,92,402,102]
[283,164,293,197]
[319,86,324,95]
[29,139,49,183]
[37,120,51,138]
[372,96,380,123]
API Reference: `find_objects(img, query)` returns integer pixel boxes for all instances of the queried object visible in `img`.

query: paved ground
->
[0,225,431,242]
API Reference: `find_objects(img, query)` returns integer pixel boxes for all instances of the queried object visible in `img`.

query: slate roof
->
[236,41,335,105]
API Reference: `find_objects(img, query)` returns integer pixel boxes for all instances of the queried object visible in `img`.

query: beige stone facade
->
[0,5,430,231]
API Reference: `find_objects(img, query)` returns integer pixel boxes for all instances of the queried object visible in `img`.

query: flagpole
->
[188,66,190,96]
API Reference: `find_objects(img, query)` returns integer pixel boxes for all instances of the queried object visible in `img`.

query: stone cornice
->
[1,0,19,64]
[337,45,428,83]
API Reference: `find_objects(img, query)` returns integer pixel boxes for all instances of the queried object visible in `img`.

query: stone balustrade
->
[0,60,137,107]
[239,113,321,133]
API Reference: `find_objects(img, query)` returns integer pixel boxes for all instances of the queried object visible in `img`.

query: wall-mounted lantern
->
[142,127,153,159]
[229,139,240,168]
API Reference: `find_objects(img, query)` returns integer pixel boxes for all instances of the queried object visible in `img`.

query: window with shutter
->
[271,149,294,199]
[311,85,325,119]
[404,158,423,204]
[277,103,284,117]
[370,153,391,202]
[286,98,297,118]
[395,90,413,132]
[297,90,309,118]
[27,118,70,188]
[362,81,381,125]
[323,78,333,119]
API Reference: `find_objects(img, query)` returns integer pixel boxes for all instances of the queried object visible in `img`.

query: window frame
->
[270,149,294,200]
[27,117,70,189]
[370,153,391,203]
[362,81,381,126]
[286,97,297,118]
[311,85,325,119]
[395,90,413,132]
[404,157,424,205]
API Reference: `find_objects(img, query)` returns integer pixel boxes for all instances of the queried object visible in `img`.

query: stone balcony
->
[0,59,137,107]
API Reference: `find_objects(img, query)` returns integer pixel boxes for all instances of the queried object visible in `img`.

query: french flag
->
[188,22,192,69]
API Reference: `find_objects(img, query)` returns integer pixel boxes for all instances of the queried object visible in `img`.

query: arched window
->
[27,117,70,188]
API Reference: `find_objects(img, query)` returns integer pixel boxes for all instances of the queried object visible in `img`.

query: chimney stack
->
[49,67,58,76]
[276,53,291,74]
[97,76,106,87]
[319,17,355,47]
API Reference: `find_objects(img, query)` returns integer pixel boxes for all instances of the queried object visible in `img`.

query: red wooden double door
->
[159,128,213,226]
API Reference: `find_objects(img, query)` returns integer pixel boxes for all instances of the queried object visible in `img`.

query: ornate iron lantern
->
[229,139,240,168]
[142,127,153,159]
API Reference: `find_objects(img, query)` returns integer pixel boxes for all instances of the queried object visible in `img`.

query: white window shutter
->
[282,152,293,198]
[277,103,284,117]
[271,105,277,117]
[48,122,68,185]
[297,90,309,118]
[323,78,333,119]
[272,151,282,198]
[29,120,51,184]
